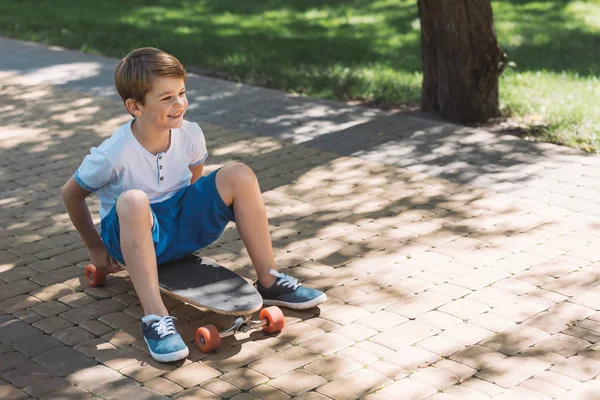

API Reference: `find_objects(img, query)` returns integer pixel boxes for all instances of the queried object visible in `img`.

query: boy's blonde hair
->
[114,47,186,105]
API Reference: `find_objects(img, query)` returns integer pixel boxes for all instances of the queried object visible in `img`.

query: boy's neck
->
[131,119,171,155]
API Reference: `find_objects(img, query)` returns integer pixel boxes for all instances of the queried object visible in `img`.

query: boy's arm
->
[189,163,204,184]
[61,177,120,271]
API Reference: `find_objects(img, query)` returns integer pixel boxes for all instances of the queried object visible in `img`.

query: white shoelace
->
[142,315,177,339]
[270,269,300,290]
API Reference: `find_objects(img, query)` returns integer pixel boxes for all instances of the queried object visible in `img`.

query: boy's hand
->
[88,246,122,274]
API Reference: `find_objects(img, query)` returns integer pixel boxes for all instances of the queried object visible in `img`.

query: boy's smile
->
[128,76,188,135]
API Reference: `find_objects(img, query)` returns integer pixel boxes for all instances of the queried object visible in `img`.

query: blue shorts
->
[100,169,235,266]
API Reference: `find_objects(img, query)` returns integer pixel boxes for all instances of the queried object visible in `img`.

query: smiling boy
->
[61,47,326,362]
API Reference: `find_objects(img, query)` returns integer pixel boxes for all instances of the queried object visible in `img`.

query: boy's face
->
[135,76,188,131]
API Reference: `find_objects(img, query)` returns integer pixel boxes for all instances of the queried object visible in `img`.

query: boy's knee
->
[222,162,257,185]
[116,190,151,220]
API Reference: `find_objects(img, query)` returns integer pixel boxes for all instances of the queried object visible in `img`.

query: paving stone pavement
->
[2,36,600,399]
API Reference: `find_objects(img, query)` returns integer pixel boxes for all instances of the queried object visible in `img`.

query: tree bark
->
[418,0,507,123]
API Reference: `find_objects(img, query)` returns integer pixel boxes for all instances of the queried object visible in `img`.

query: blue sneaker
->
[141,315,189,362]
[256,269,327,310]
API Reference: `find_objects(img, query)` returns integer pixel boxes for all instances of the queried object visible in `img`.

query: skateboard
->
[84,255,285,353]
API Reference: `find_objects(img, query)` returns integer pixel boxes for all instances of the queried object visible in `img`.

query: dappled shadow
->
[2,66,600,399]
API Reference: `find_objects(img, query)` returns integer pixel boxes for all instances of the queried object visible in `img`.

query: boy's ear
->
[125,98,143,117]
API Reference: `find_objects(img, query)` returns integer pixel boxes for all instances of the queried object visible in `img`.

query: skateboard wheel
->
[260,306,285,333]
[196,325,221,353]
[85,264,106,287]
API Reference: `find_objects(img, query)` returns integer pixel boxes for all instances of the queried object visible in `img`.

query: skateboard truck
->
[195,306,284,353]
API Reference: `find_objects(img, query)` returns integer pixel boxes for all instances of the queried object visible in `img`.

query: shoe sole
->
[262,293,328,310]
[144,338,189,363]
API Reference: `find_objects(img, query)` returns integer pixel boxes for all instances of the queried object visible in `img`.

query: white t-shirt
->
[75,119,208,220]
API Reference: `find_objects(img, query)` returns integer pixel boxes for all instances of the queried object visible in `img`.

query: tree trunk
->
[418,0,507,123]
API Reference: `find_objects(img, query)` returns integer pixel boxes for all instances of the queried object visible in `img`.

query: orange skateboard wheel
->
[196,324,221,352]
[260,306,285,333]
[85,264,106,287]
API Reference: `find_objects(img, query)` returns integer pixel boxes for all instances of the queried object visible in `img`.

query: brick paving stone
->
[416,310,463,330]
[368,360,409,380]
[526,333,590,358]
[164,362,221,388]
[2,363,55,388]
[520,378,567,399]
[460,377,505,397]
[443,385,491,400]
[299,332,354,355]
[384,346,441,371]
[476,356,550,388]
[319,304,371,325]
[551,355,600,381]
[332,322,378,341]
[53,326,95,345]
[91,377,141,400]
[66,364,122,391]
[409,367,460,390]
[58,292,95,308]
[337,346,380,366]
[371,320,439,350]
[172,387,221,399]
[60,299,125,324]
[0,352,34,374]
[33,316,74,334]
[98,312,138,329]
[13,334,64,357]
[0,266,36,282]
[0,318,43,345]
[275,321,325,345]
[23,377,73,398]
[13,309,44,324]
[200,378,241,398]
[101,324,143,348]
[0,379,32,400]
[144,377,184,396]
[205,341,275,373]
[229,394,261,400]
[450,345,509,370]
[79,320,114,336]
[31,284,76,302]
[31,301,71,317]
[34,346,97,376]
[491,386,550,400]
[96,346,149,370]
[480,325,550,355]
[305,354,363,380]
[386,292,452,319]
[220,368,269,390]
[438,299,491,320]
[249,346,320,378]
[356,310,408,331]
[377,378,438,399]
[427,282,472,300]
[120,357,177,383]
[450,267,511,290]
[416,335,466,357]
[556,379,600,400]
[0,279,41,302]
[73,338,117,358]
[441,323,494,347]
[249,384,292,400]
[468,313,516,333]
[317,369,392,400]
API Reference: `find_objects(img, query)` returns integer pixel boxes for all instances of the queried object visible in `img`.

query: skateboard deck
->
[157,255,262,316]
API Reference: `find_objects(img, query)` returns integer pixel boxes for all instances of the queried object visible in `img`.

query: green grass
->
[0,0,598,152]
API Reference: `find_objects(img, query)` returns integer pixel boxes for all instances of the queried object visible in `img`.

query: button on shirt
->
[75,119,208,220]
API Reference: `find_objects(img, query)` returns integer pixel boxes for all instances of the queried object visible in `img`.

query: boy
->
[61,47,327,363]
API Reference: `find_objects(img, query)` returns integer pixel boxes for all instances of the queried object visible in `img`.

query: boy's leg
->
[116,190,168,317]
[115,190,188,362]
[215,163,277,288]
[215,163,327,309]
